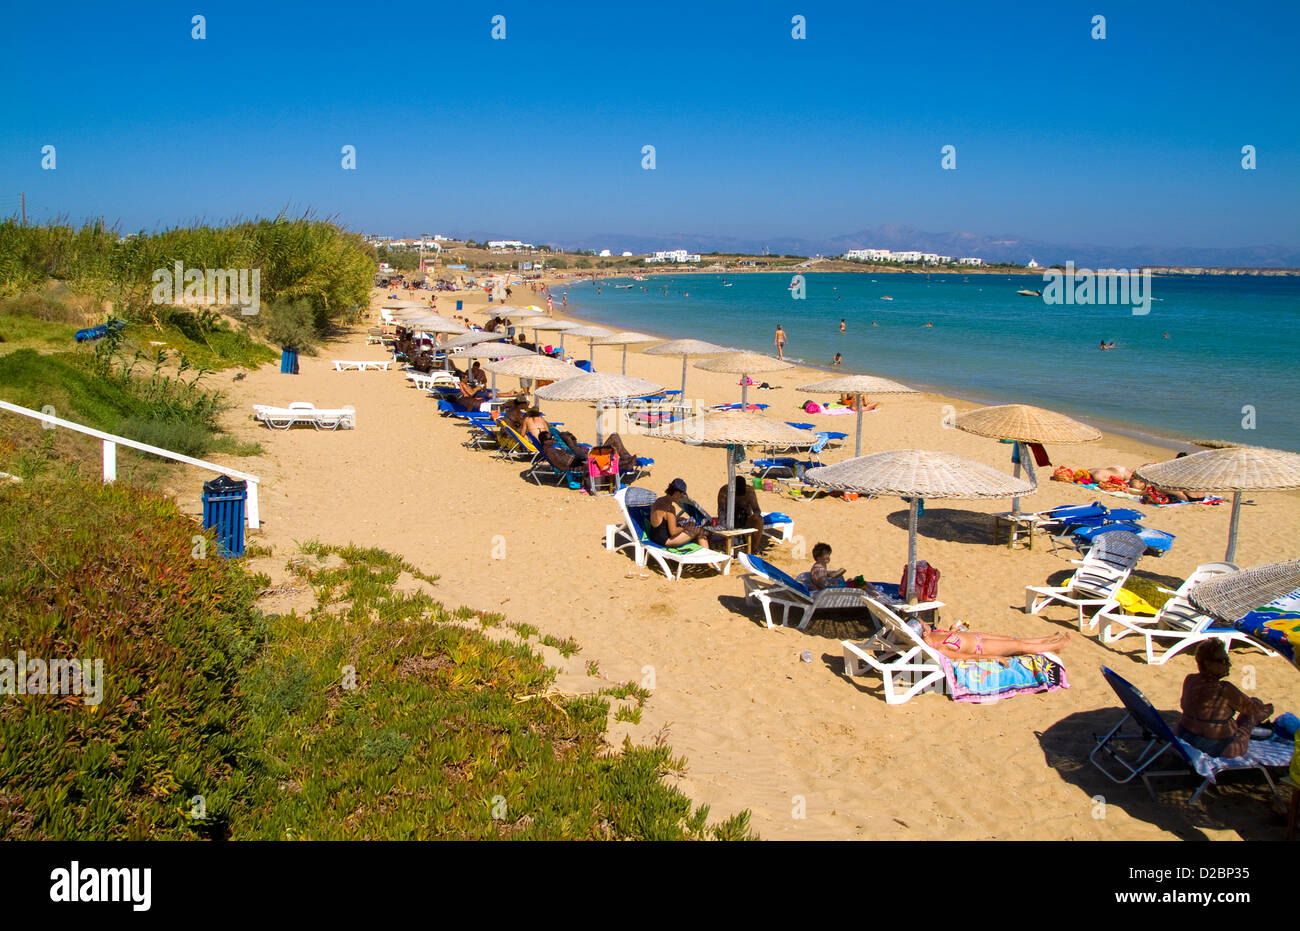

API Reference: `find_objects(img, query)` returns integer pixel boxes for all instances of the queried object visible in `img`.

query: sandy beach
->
[177,281,1300,841]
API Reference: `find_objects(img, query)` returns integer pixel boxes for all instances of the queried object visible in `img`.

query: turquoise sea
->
[560,271,1300,453]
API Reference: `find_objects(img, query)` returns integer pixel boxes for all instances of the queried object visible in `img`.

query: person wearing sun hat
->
[648,479,710,550]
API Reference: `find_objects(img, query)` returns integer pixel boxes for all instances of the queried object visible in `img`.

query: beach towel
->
[1232,587,1300,661]
[939,653,1069,704]
[1174,735,1295,782]
[1076,482,1224,507]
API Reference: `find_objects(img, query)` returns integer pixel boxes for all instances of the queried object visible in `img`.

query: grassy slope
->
[0,471,753,840]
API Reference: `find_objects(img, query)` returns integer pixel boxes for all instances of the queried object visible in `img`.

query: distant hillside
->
[548,225,1300,269]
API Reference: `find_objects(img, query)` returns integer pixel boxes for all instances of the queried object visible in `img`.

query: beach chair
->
[586,446,620,495]
[605,487,732,581]
[1089,667,1291,804]
[841,598,949,704]
[1098,563,1281,665]
[738,553,876,629]
[751,434,828,481]
[491,421,538,461]
[252,402,355,431]
[1024,530,1146,631]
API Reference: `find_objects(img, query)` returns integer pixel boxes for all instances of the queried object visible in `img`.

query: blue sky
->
[2,0,1297,251]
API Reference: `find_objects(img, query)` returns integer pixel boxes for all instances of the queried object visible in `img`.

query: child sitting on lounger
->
[809,543,848,591]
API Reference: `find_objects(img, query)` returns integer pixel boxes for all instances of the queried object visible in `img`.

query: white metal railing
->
[0,400,260,529]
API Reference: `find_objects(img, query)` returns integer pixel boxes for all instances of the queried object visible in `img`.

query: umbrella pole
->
[680,354,688,397]
[622,344,628,375]
[595,403,604,446]
[588,339,595,368]
[742,379,748,409]
[855,393,864,457]
[906,498,919,605]
[726,447,736,530]
[1226,490,1243,563]
[1011,443,1024,517]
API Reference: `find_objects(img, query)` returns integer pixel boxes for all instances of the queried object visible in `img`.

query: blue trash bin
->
[280,347,299,374]
[202,475,247,557]
[455,300,463,311]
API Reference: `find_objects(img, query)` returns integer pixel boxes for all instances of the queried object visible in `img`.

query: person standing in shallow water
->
[774,324,786,360]
[840,319,846,334]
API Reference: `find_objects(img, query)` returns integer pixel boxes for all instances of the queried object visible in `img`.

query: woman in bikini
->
[1175,640,1273,757]
[916,624,1070,662]
[649,479,711,549]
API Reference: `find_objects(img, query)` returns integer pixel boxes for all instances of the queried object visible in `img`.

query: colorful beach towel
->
[1076,482,1225,507]
[939,653,1068,704]
[1232,587,1300,661]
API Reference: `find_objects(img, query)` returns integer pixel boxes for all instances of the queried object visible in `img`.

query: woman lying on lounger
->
[905,617,1070,663]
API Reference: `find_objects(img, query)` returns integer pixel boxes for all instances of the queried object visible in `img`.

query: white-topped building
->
[958,257,984,266]
[645,249,701,263]
[487,240,534,252]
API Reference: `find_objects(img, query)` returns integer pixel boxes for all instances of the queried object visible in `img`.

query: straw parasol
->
[1136,446,1300,562]
[527,315,579,353]
[695,351,794,407]
[956,404,1102,517]
[806,450,1033,602]
[592,331,662,375]
[439,331,507,350]
[536,372,665,444]
[644,338,729,398]
[483,353,579,402]
[674,411,817,532]
[1189,559,1300,624]
[565,325,613,366]
[798,374,918,457]
[450,341,534,393]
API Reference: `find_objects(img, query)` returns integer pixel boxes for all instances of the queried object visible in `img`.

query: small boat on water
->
[1017,289,1043,296]
[632,275,647,281]
[723,281,733,287]
[880,296,893,301]
[615,284,633,289]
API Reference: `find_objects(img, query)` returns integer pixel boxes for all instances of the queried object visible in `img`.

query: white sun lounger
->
[841,598,950,704]
[1098,562,1281,664]
[738,552,876,629]
[605,486,732,581]
[406,371,458,390]
[1024,530,1145,631]
[253,402,356,431]
[333,360,392,372]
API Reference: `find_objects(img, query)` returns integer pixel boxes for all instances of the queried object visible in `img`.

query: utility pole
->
[20,192,26,227]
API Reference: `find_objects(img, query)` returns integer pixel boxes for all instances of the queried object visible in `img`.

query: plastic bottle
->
[800,650,813,663]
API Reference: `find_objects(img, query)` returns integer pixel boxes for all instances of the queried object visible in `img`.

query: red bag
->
[900,561,939,603]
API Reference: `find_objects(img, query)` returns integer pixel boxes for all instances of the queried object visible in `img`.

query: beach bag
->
[900,561,939,603]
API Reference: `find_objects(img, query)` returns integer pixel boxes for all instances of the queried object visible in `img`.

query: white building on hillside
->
[487,240,534,252]
[599,249,611,257]
[645,249,701,263]
[958,257,984,266]
[844,248,893,261]
[892,251,923,263]
[1027,258,1040,268]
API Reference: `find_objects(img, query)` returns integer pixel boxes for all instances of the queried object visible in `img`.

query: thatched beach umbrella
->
[449,340,533,392]
[530,318,579,354]
[806,450,1033,602]
[676,411,816,531]
[536,372,665,444]
[695,351,794,408]
[797,374,917,457]
[565,325,613,366]
[956,404,1102,517]
[643,338,729,398]
[483,353,580,403]
[592,331,662,375]
[1189,559,1300,624]
[1136,446,1300,562]
[439,331,507,350]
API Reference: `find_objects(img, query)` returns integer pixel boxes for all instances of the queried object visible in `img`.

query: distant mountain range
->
[530,225,1300,268]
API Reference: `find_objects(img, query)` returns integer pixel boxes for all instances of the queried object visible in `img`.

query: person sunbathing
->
[538,429,637,468]
[838,394,879,412]
[521,407,551,439]
[716,477,765,552]
[1175,640,1274,758]
[914,622,1070,662]
[649,479,711,549]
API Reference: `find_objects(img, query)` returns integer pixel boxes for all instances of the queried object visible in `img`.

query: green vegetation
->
[0,216,375,333]
[0,473,268,840]
[0,479,754,839]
